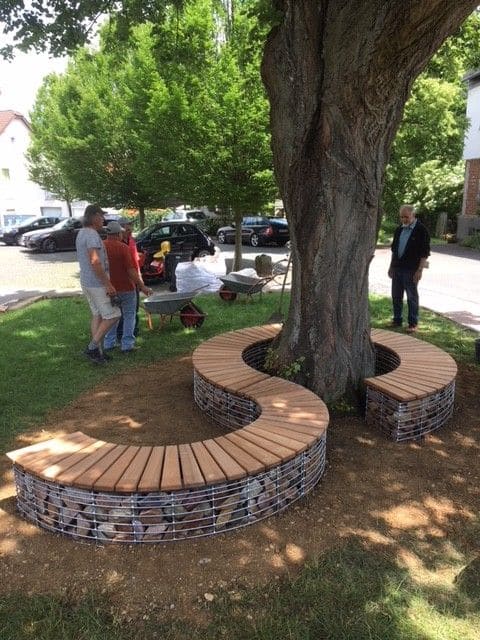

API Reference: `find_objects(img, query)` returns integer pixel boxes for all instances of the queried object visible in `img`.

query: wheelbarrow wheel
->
[219,285,237,301]
[180,303,205,328]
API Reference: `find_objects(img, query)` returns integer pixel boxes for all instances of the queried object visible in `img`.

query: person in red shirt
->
[103,221,152,353]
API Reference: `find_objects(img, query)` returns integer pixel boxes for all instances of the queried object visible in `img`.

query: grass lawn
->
[0,292,479,639]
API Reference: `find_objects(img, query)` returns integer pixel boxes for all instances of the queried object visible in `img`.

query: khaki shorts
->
[82,286,122,320]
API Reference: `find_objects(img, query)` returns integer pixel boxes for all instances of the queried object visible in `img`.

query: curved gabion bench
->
[366,329,457,441]
[6,324,329,543]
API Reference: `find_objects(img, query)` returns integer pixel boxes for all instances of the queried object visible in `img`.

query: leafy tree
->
[4,1,478,400]
[383,12,480,226]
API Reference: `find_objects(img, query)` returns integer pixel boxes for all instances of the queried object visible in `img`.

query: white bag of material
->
[229,268,258,278]
[175,260,222,293]
[193,247,227,277]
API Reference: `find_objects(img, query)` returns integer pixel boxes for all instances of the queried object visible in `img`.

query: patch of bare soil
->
[1,355,479,622]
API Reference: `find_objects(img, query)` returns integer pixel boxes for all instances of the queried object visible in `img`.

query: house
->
[459,70,480,239]
[0,109,87,229]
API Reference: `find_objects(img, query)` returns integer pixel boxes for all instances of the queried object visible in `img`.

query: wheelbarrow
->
[143,292,206,329]
[218,273,272,301]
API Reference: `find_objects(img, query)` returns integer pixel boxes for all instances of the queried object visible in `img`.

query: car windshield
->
[136,225,156,241]
[51,218,74,230]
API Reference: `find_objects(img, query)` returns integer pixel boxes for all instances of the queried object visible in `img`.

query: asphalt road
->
[1,241,479,332]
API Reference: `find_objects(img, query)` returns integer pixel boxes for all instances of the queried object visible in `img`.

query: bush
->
[461,232,480,250]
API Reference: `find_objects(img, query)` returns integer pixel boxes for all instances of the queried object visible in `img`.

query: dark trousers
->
[391,267,419,327]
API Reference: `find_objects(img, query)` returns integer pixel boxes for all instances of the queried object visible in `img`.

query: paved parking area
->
[1,242,479,332]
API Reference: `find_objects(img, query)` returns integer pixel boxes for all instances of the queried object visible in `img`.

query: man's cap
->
[117,217,135,226]
[84,203,107,217]
[105,221,123,234]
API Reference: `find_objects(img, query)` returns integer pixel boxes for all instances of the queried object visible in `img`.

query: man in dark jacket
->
[388,204,430,333]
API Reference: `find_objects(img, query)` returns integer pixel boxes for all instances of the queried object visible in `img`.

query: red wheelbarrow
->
[143,292,206,329]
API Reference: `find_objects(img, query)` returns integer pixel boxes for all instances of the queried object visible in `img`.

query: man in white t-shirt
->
[76,204,121,364]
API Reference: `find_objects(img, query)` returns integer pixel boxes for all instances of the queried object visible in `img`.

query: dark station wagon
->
[216,216,289,247]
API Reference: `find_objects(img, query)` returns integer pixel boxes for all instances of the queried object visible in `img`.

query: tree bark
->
[261,0,477,401]
[233,209,243,271]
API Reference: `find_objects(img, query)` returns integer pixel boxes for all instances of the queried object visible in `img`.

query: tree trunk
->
[66,199,72,217]
[232,209,243,272]
[261,0,477,401]
[138,205,145,230]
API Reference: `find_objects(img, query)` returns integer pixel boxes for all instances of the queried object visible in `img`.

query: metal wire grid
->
[366,381,455,441]
[374,345,401,375]
[193,370,260,429]
[241,339,272,371]
[12,436,326,544]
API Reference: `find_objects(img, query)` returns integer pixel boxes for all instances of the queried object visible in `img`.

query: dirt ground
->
[1,354,479,622]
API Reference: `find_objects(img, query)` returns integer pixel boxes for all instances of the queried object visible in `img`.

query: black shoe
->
[84,347,107,365]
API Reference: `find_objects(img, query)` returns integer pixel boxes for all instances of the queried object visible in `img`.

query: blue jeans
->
[104,290,137,351]
[391,267,419,327]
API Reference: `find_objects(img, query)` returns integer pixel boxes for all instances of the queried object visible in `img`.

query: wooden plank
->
[225,432,282,467]
[179,443,206,488]
[55,441,118,486]
[16,433,97,476]
[93,446,140,492]
[364,377,416,401]
[371,371,437,394]
[115,446,153,492]
[202,439,247,481]
[73,444,129,489]
[40,438,109,481]
[160,445,182,491]
[249,421,316,445]
[190,441,227,485]
[137,446,165,492]
[6,431,87,463]
[238,427,301,458]
[213,436,265,475]
[7,432,91,468]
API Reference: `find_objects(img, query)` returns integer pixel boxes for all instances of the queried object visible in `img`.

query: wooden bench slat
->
[115,446,153,492]
[244,424,309,452]
[370,371,438,394]
[42,438,110,482]
[94,446,140,492]
[225,432,281,467]
[249,421,317,445]
[179,443,206,488]
[202,439,247,481]
[55,441,118,486]
[161,445,182,491]
[16,434,97,477]
[190,441,227,485]
[7,432,93,469]
[73,444,129,489]
[213,436,265,475]
[6,431,87,464]
[137,446,165,492]
[365,377,417,401]
[232,429,296,461]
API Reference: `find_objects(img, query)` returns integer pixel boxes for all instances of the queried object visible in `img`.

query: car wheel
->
[217,231,226,244]
[249,233,259,247]
[196,249,211,258]
[43,238,57,253]
[15,234,23,246]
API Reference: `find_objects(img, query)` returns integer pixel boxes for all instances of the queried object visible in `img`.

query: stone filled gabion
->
[12,437,326,543]
[366,343,455,441]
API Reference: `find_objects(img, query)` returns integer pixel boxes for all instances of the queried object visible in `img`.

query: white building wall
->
[463,81,480,160]
[0,115,87,221]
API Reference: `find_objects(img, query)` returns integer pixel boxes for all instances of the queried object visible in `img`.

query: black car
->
[216,216,289,247]
[21,214,122,252]
[21,217,83,252]
[135,221,216,258]
[1,215,62,246]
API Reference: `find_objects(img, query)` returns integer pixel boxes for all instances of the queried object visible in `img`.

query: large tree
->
[2,0,477,400]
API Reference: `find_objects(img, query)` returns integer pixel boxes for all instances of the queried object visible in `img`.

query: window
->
[1,168,10,181]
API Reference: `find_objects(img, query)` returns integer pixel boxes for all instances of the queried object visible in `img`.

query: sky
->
[0,51,67,116]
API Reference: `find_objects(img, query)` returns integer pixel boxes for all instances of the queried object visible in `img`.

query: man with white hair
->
[388,204,430,333]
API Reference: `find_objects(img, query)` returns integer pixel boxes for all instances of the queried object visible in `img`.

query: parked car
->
[163,210,210,225]
[21,217,83,252]
[21,213,123,252]
[216,216,289,247]
[1,215,62,246]
[135,221,216,258]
